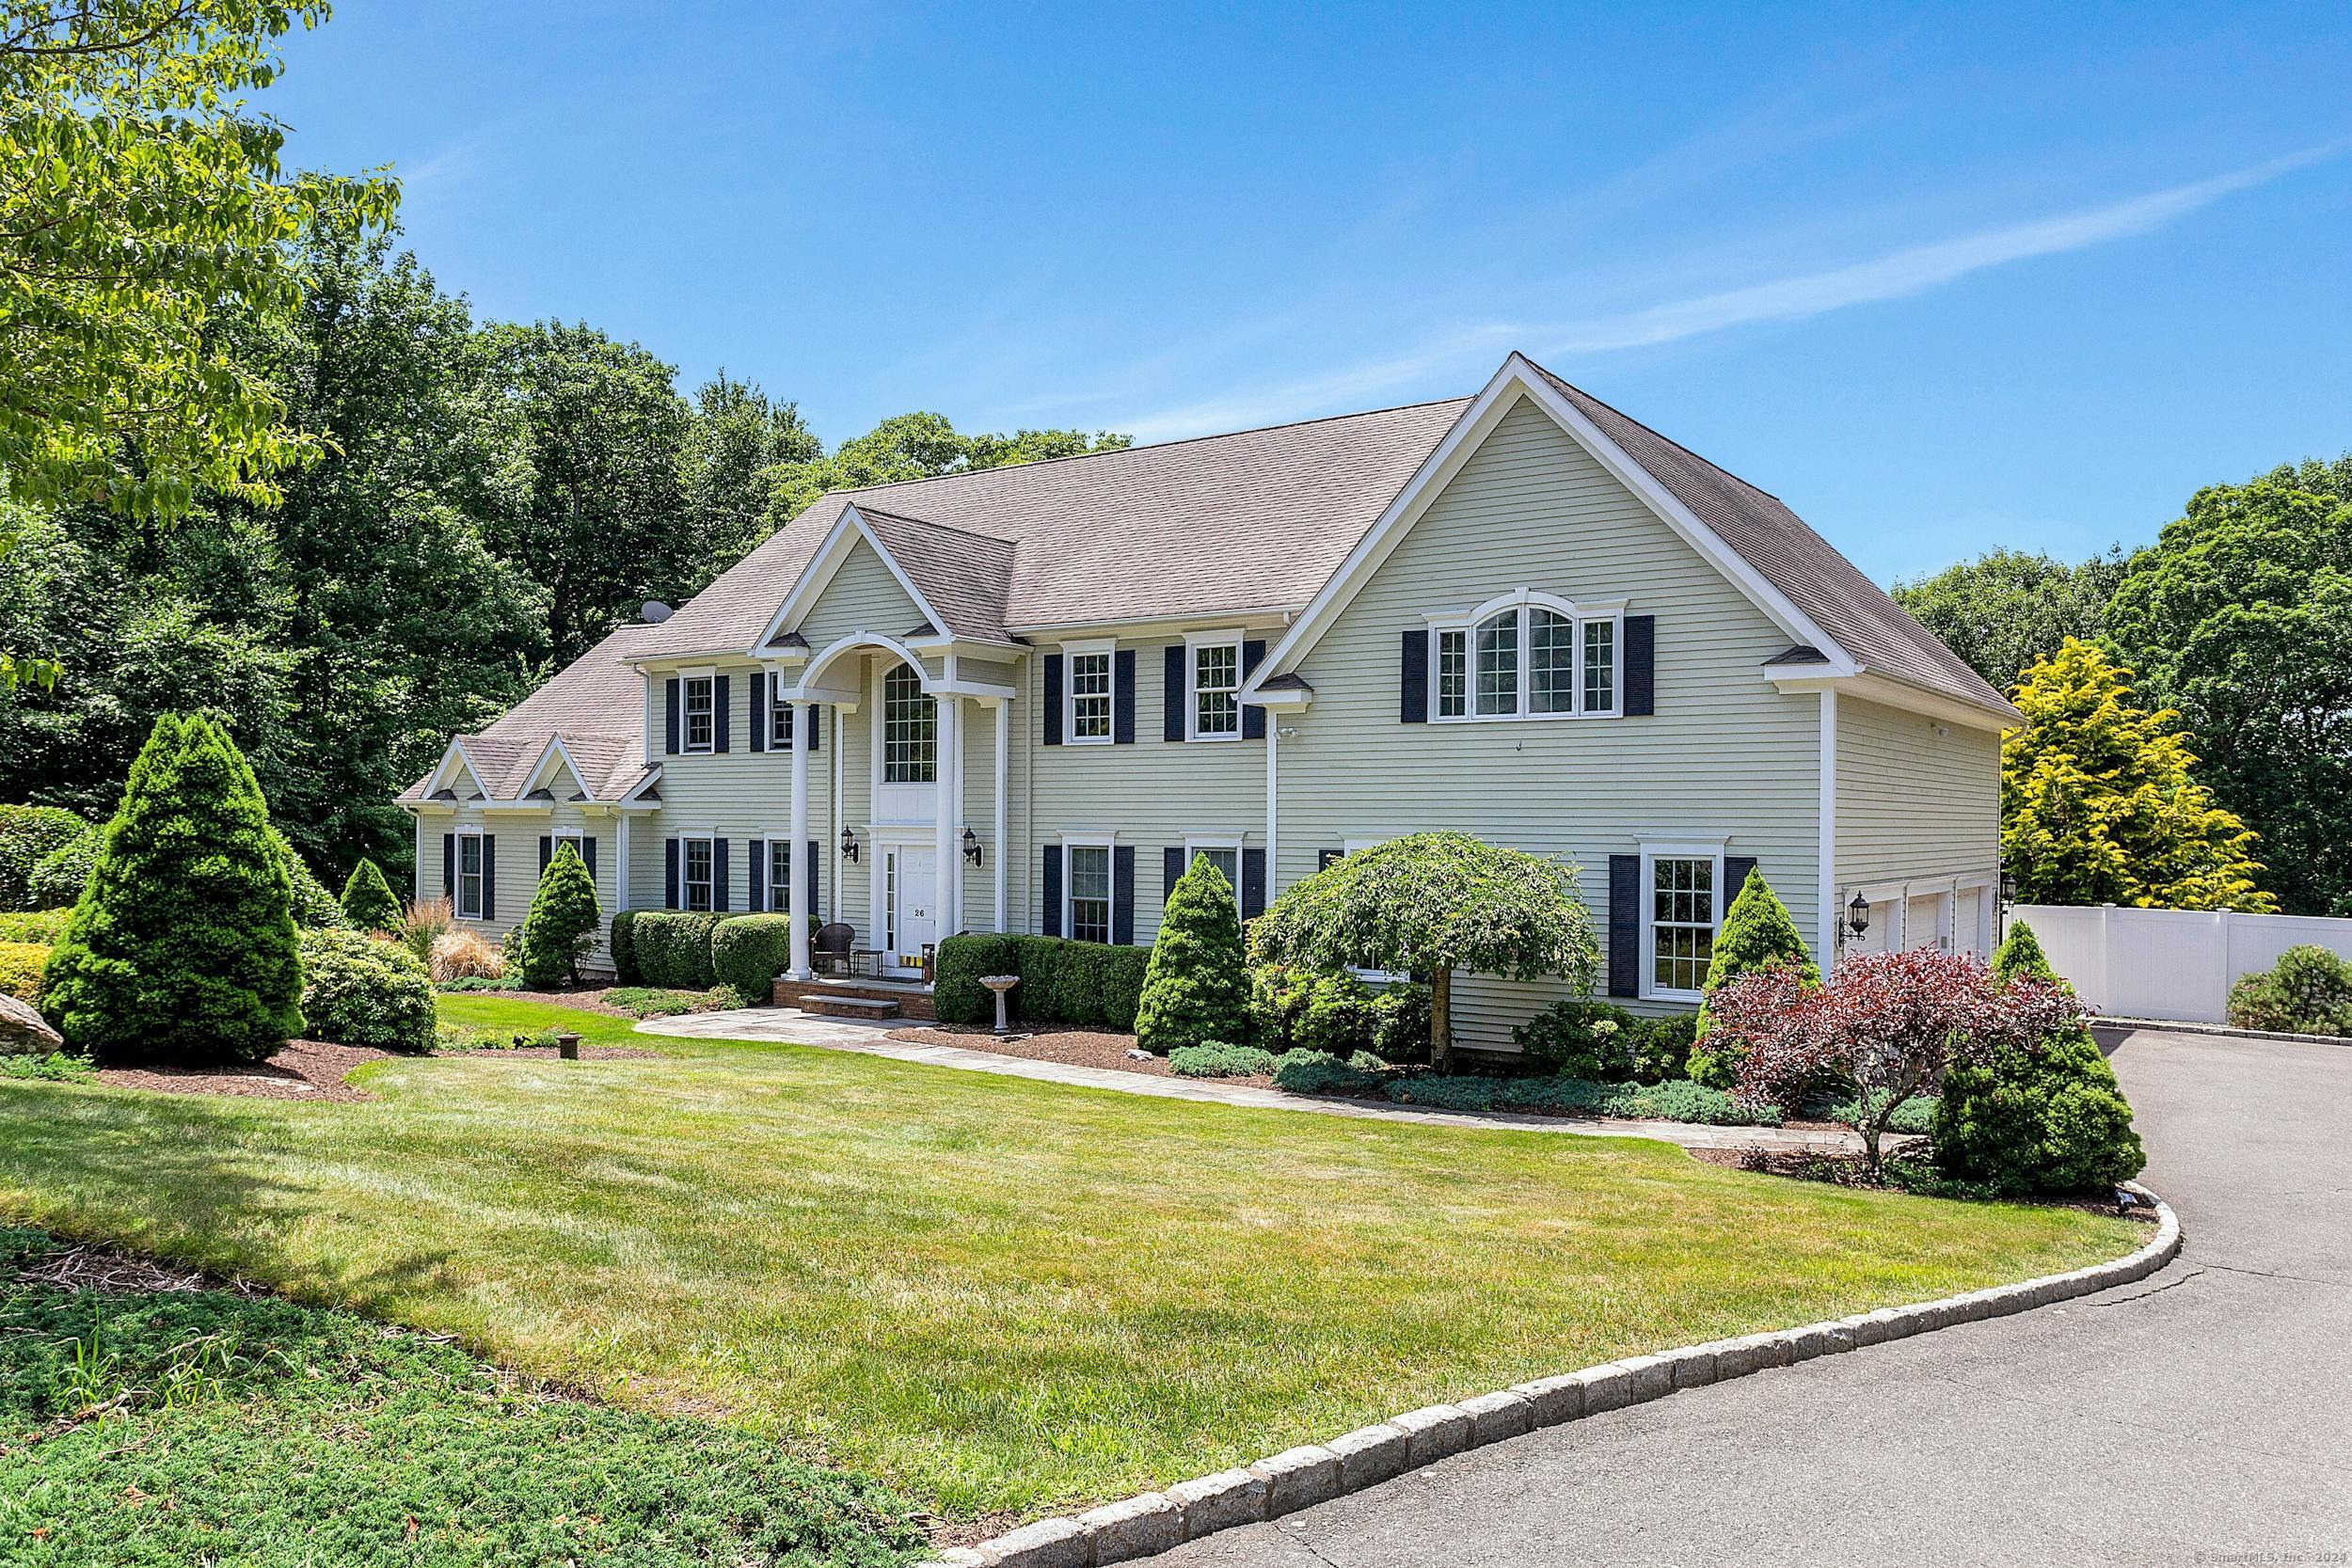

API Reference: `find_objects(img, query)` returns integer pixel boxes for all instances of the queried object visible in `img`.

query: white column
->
[1265,719,1279,903]
[933,691,958,946]
[788,701,813,978]
[993,698,1009,933]
[1818,687,1837,976]
[617,813,631,912]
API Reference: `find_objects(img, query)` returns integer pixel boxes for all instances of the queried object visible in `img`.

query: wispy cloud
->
[1120,142,2344,441]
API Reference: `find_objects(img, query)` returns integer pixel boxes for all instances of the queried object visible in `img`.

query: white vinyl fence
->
[2011,904,2352,1023]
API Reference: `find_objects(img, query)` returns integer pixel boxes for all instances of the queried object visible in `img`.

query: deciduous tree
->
[1892,546,2126,693]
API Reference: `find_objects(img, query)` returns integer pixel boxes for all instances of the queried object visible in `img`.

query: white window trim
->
[767,686,796,750]
[1639,839,1728,1004]
[454,826,485,920]
[1426,589,1626,723]
[1184,630,1244,743]
[878,662,936,784]
[550,827,587,875]
[1061,832,1117,943]
[1181,834,1244,911]
[1062,639,1116,747]
[680,673,717,754]
[678,831,717,912]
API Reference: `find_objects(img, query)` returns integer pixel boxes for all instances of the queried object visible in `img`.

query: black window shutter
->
[1111,845,1136,944]
[481,836,498,923]
[805,839,819,919]
[1241,847,1267,919]
[1041,846,1062,935]
[1163,846,1185,904]
[750,672,768,752]
[1400,628,1428,723]
[664,678,681,754]
[538,835,552,878]
[442,832,456,899]
[714,674,732,752]
[1608,854,1641,998]
[1625,615,1656,716]
[1241,641,1267,740]
[748,840,766,911]
[713,837,730,910]
[1723,856,1757,927]
[1042,656,1064,745]
[664,838,679,910]
[1163,647,1185,742]
[582,835,598,883]
[806,706,820,753]
[1113,650,1136,744]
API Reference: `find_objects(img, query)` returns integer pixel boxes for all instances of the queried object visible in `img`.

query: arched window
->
[882,664,935,783]
[1431,592,1625,722]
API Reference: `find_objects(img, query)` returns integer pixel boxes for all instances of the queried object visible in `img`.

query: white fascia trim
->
[1013,606,1298,639]
[1770,668,2019,732]
[615,766,665,805]
[523,735,596,802]
[1244,687,1313,710]
[429,738,496,801]
[1253,354,1859,685]
[751,503,954,656]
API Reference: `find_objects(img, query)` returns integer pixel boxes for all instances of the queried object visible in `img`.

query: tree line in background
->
[0,6,1124,887]
[1894,455,2352,916]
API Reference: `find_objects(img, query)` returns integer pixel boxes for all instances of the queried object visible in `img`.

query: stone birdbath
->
[978,974,1020,1035]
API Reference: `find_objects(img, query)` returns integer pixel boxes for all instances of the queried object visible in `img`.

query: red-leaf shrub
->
[1706,948,2082,1171]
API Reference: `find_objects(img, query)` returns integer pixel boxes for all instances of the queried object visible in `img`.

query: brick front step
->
[772,978,935,1022]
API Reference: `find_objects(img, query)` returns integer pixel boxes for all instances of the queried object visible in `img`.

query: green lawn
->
[0,996,2137,1520]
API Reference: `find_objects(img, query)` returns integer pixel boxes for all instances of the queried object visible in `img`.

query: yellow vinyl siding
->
[1835,696,2000,889]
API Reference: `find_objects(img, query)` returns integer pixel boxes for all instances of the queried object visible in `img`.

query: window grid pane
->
[1531,609,1576,714]
[1069,845,1111,944]
[1475,610,1519,716]
[769,840,791,911]
[458,836,483,918]
[770,696,794,749]
[684,677,714,751]
[1071,653,1113,739]
[684,839,714,912]
[1437,630,1468,718]
[1193,642,1239,736]
[1583,620,1615,712]
[1649,856,1715,992]
[882,664,935,783]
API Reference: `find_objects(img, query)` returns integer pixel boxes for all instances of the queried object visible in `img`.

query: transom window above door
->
[882,664,935,784]
[1430,591,1624,721]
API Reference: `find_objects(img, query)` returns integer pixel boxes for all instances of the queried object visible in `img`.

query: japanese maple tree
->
[1705,948,2082,1174]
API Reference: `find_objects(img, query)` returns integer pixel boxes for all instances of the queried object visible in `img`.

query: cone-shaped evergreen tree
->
[1135,853,1249,1054]
[1991,917,2056,982]
[40,714,304,1064]
[341,857,403,931]
[1690,868,1820,1086]
[511,843,599,987]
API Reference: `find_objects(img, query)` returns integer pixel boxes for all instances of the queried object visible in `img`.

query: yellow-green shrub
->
[0,942,47,1001]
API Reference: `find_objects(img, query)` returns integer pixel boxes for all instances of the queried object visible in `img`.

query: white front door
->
[884,847,939,974]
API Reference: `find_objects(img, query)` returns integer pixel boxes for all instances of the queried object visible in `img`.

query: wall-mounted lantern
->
[839,825,860,864]
[1836,891,1871,949]
[961,826,982,866]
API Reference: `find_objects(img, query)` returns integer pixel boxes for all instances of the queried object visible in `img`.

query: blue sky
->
[266,2,2352,583]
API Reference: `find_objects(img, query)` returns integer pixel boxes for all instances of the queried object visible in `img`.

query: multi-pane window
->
[1583,619,1616,713]
[769,691,795,750]
[1192,641,1240,738]
[456,833,484,919]
[1474,609,1519,716]
[1531,608,1577,714]
[768,839,793,911]
[1069,649,1113,740]
[1436,629,1468,719]
[1186,845,1241,911]
[882,664,935,784]
[1068,844,1111,944]
[682,837,714,912]
[682,675,715,752]
[1649,856,1716,996]
[1430,594,1622,721]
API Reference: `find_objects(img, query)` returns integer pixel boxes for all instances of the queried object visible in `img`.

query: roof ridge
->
[852,503,1019,552]
[1528,361,1792,509]
[825,393,1479,505]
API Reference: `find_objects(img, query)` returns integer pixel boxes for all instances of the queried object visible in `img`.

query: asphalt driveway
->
[1163,1028,2352,1567]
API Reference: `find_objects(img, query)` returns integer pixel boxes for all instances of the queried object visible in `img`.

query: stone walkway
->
[636,1006,1869,1154]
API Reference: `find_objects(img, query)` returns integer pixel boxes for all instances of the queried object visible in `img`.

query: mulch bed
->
[885,1023,1279,1088]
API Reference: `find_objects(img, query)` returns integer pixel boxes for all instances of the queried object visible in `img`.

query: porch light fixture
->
[1998,869,2018,910]
[1837,892,1870,948]
[961,826,982,866]
[839,825,860,864]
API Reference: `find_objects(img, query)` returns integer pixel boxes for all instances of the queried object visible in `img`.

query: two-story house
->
[400,354,2017,1050]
